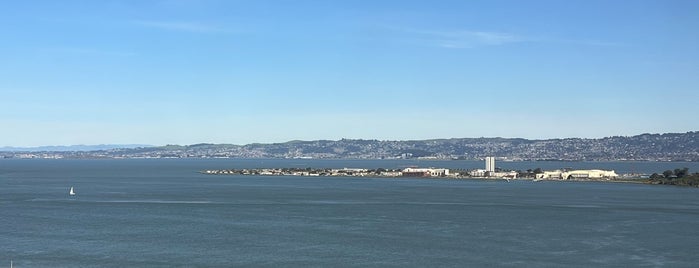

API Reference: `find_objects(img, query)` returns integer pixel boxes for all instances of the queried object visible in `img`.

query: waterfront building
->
[468,168,516,178]
[380,171,403,177]
[536,170,565,180]
[485,157,495,172]
[489,171,518,178]
[535,170,618,180]
[561,170,618,180]
[469,169,487,177]
[402,168,450,177]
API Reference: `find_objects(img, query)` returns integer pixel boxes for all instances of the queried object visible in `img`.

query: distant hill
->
[0,144,153,152]
[135,132,695,161]
[1,132,697,161]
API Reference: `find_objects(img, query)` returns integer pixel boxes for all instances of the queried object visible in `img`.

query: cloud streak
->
[38,47,136,57]
[558,39,626,47]
[133,20,230,34]
[383,26,524,48]
[428,30,522,48]
[384,26,623,49]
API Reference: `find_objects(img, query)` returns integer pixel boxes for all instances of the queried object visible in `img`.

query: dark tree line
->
[648,168,699,187]
[650,168,690,179]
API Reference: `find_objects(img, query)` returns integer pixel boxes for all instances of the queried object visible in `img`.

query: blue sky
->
[1,0,697,146]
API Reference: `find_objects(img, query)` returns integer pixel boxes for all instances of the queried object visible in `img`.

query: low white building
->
[469,169,517,178]
[562,169,618,180]
[469,169,487,177]
[490,171,518,178]
[536,169,618,180]
[339,168,368,173]
[402,168,450,177]
[380,171,403,177]
[536,170,565,180]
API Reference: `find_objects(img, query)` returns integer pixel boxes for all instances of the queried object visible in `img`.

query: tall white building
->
[485,157,495,172]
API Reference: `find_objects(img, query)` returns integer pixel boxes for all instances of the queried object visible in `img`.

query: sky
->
[1,0,698,146]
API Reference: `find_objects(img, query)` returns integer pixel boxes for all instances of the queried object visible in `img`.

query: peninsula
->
[201,158,699,187]
[201,166,699,187]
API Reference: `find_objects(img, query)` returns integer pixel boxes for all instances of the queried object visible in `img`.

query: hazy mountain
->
[0,144,153,152]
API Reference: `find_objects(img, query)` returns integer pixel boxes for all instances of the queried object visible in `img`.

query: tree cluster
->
[648,168,699,187]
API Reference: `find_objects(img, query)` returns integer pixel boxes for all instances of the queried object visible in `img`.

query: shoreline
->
[199,167,699,188]
[1,156,698,162]
[201,169,699,187]
[200,167,655,184]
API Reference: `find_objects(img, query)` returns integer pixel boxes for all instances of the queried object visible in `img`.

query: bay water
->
[1,159,698,267]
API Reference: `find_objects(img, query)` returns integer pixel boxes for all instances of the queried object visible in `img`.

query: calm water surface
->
[1,159,698,267]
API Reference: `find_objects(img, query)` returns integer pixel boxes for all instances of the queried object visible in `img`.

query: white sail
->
[69,187,75,196]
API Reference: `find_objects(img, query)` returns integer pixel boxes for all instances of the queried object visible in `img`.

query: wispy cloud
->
[38,47,136,57]
[383,26,623,49]
[132,20,230,34]
[427,30,522,48]
[383,26,524,49]
[560,39,626,47]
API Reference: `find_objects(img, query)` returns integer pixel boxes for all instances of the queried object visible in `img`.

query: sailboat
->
[69,186,76,196]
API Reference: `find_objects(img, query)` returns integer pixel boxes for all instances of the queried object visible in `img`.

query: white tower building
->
[485,157,495,172]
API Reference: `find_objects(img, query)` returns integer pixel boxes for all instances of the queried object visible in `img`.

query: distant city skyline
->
[1,1,697,147]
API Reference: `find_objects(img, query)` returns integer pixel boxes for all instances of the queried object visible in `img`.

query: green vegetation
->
[648,168,699,187]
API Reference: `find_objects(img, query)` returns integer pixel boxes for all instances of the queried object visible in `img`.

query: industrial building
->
[402,167,450,177]
[535,169,618,180]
